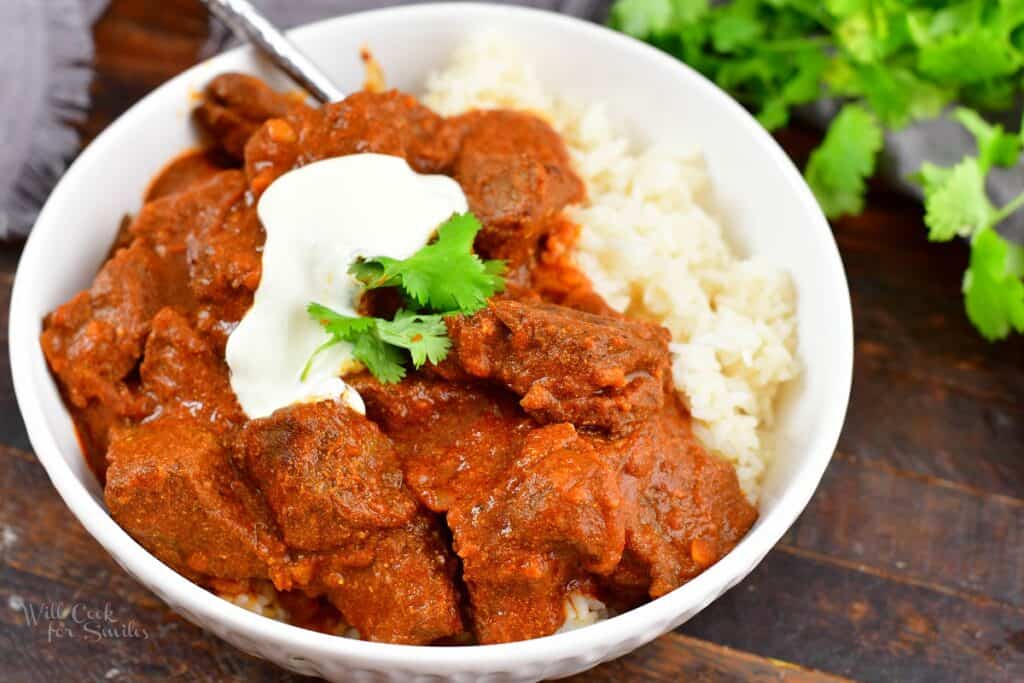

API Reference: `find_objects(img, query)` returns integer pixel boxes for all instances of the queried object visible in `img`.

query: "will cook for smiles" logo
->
[10,597,149,643]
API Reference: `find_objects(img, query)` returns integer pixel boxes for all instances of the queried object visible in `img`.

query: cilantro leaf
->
[755,46,829,129]
[307,302,376,338]
[350,329,407,384]
[953,107,1022,171]
[910,161,953,196]
[906,5,981,47]
[609,0,674,37]
[833,5,910,64]
[962,77,1020,111]
[305,304,452,385]
[304,303,407,383]
[484,258,506,277]
[351,212,506,314]
[346,260,391,288]
[917,28,1022,86]
[963,227,1024,341]
[672,0,710,27]
[804,104,883,219]
[756,98,790,131]
[853,64,950,128]
[921,157,993,242]
[711,2,764,53]
[376,310,451,369]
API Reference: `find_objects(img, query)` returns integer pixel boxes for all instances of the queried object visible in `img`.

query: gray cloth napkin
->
[0,0,108,240]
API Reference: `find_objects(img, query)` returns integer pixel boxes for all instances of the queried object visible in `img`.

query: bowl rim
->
[9,1,853,670]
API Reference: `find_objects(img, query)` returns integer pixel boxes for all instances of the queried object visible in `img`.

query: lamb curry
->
[40,73,757,645]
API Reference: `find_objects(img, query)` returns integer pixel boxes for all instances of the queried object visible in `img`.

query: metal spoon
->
[200,0,345,103]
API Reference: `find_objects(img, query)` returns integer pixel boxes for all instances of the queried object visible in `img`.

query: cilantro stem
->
[301,337,341,382]
[993,191,1024,227]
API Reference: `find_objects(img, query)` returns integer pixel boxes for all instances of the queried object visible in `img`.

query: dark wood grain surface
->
[2,1,1023,681]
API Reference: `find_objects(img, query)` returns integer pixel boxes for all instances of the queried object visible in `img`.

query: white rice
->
[424,33,799,503]
[556,592,610,633]
[224,585,290,622]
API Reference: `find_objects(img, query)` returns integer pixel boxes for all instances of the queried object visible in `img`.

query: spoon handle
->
[201,0,345,103]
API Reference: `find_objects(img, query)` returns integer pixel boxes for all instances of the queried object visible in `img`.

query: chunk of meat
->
[70,399,129,482]
[463,553,578,645]
[236,400,418,551]
[450,423,625,643]
[509,424,626,575]
[194,73,307,158]
[144,148,238,202]
[105,418,285,581]
[350,374,533,512]
[139,308,244,433]
[125,168,260,339]
[43,174,250,475]
[442,300,671,435]
[242,90,462,196]
[450,110,584,267]
[130,169,247,256]
[234,392,465,644]
[607,394,758,598]
[40,242,192,411]
[187,202,265,348]
[317,515,464,644]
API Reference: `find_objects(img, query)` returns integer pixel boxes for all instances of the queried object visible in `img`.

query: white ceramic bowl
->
[10,4,853,681]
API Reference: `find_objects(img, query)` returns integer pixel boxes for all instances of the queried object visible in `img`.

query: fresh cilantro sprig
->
[350,212,506,314]
[911,109,1024,340]
[305,212,503,384]
[304,304,450,384]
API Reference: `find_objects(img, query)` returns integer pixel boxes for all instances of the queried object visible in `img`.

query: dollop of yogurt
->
[225,153,468,419]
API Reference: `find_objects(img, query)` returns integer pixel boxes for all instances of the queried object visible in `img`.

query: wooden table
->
[2,1,1023,681]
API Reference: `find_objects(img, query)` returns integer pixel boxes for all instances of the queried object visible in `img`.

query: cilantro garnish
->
[305,212,501,384]
[304,304,450,384]
[350,212,505,314]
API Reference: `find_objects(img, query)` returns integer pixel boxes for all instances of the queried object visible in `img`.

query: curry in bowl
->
[39,36,796,646]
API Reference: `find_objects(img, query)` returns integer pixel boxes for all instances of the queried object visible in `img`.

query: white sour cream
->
[225,153,468,419]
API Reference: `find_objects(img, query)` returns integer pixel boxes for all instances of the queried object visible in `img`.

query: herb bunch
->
[305,212,505,383]
[610,0,1024,339]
